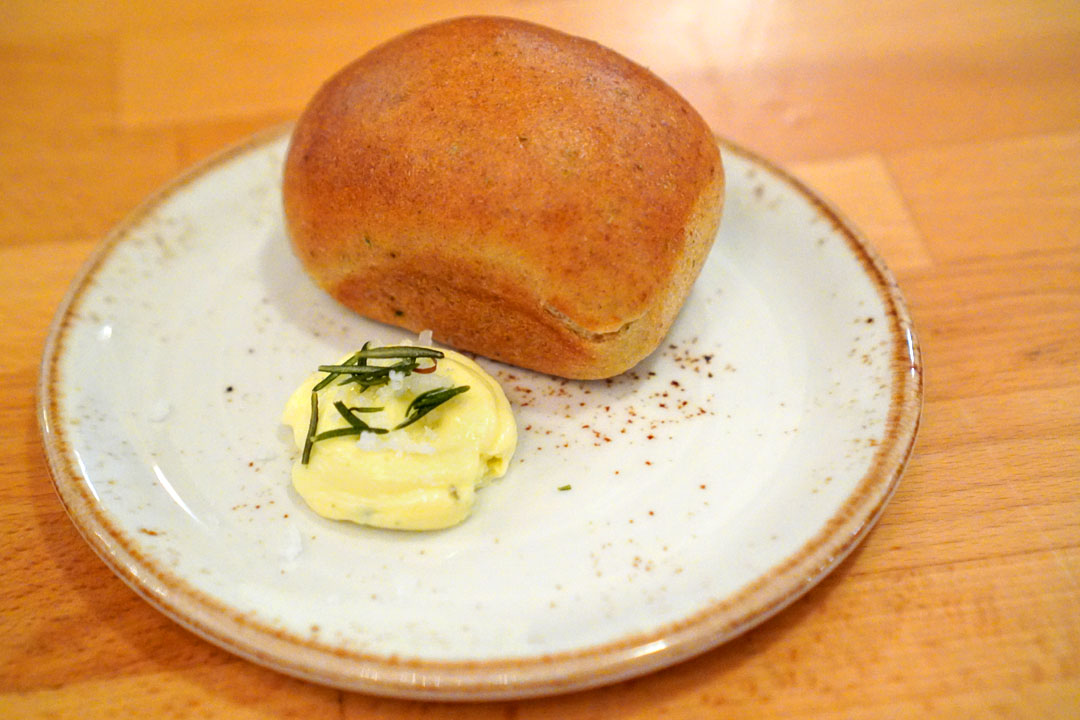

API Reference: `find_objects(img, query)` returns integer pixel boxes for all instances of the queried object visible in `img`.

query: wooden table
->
[3,1,1078,716]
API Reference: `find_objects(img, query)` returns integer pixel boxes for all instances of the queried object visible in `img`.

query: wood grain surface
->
[2,1,1078,717]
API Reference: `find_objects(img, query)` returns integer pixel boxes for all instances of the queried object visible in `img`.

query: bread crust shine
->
[283,16,724,379]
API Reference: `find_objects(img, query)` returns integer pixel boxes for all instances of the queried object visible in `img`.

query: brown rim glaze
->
[38,126,922,701]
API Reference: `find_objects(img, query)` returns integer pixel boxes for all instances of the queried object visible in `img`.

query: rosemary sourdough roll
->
[283,16,724,379]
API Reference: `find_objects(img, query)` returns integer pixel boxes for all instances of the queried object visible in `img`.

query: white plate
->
[39,126,921,700]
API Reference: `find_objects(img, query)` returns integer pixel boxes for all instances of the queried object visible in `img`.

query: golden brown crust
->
[283,16,724,378]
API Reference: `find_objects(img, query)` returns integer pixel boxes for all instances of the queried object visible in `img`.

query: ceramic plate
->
[39,126,921,700]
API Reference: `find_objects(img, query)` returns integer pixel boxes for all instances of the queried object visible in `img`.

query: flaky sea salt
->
[355,429,437,455]
[279,523,303,566]
[355,431,381,452]
[148,399,172,422]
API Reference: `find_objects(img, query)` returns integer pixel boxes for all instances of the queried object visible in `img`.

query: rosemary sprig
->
[332,400,386,429]
[300,344,468,464]
[313,342,369,392]
[312,401,388,441]
[318,359,421,376]
[332,359,419,391]
[319,345,443,391]
[395,385,470,430]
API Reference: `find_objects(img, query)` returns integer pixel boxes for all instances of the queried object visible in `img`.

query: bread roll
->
[283,16,724,379]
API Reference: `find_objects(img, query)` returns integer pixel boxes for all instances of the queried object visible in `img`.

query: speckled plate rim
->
[38,124,922,701]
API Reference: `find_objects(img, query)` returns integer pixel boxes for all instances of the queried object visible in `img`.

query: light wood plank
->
[902,248,1080,401]
[888,132,1080,263]
[0,664,341,719]
[0,240,97,365]
[0,123,179,246]
[788,154,934,272]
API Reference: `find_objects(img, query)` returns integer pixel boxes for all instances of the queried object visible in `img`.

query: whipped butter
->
[282,343,517,530]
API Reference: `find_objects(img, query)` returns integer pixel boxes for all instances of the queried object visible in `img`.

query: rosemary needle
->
[315,426,387,441]
[352,346,444,360]
[301,391,318,464]
[332,400,384,429]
